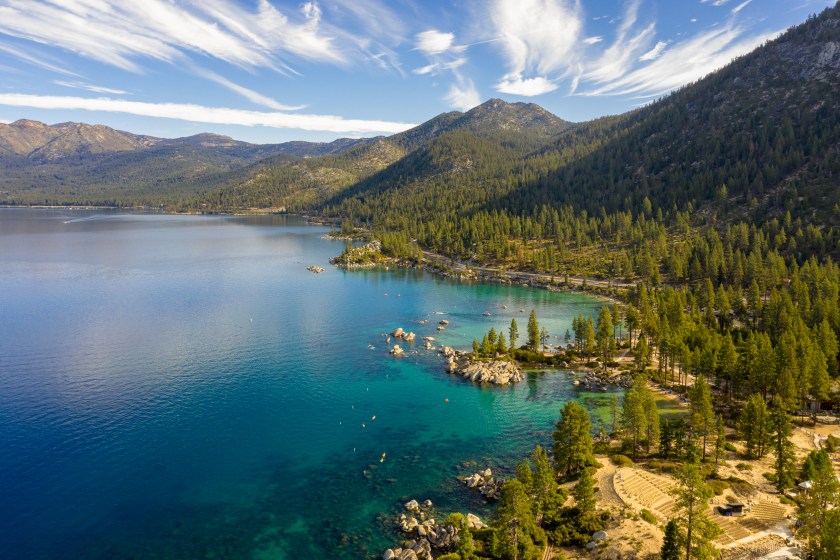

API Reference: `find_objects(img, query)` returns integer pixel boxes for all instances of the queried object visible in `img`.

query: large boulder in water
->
[456,360,523,385]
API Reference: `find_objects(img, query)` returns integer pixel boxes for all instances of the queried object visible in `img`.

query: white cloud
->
[496,76,558,96]
[53,81,128,95]
[584,36,604,45]
[415,30,456,55]
[413,63,438,76]
[191,68,305,111]
[0,39,80,76]
[582,23,780,97]
[0,0,351,75]
[0,93,415,134]
[639,40,668,61]
[731,0,753,14]
[411,27,479,109]
[445,78,481,111]
[586,0,656,84]
[491,0,583,96]
[411,57,466,76]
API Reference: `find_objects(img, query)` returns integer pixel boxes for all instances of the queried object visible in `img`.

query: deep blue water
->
[0,210,611,559]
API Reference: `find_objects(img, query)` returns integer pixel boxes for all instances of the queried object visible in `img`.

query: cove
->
[0,210,612,559]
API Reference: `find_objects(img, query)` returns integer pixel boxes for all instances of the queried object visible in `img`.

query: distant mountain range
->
[0,119,375,204]
[3,4,839,240]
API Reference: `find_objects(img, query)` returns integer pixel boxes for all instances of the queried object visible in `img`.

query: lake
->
[0,210,612,559]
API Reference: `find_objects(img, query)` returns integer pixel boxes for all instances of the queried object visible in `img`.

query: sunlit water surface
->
[1,210,623,559]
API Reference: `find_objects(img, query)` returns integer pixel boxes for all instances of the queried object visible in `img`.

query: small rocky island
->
[440,346,524,385]
[306,265,324,273]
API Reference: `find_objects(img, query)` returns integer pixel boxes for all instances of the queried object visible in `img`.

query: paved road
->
[421,250,635,292]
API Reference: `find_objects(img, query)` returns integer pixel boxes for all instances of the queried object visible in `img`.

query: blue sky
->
[0,0,834,143]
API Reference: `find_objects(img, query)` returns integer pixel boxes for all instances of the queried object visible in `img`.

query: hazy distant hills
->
[0,119,374,204]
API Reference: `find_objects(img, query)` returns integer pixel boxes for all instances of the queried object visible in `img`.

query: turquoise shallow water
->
[0,210,609,559]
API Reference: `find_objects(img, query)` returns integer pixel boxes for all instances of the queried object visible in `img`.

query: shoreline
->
[5,206,633,305]
[325,235,631,308]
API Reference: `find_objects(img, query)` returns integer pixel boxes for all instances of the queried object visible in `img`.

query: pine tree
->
[492,480,538,560]
[530,445,556,518]
[553,401,595,477]
[497,331,508,354]
[714,414,726,467]
[738,393,770,459]
[596,305,614,370]
[661,519,680,560]
[672,461,721,560]
[509,318,519,351]
[798,449,840,559]
[622,376,650,457]
[527,310,539,351]
[634,336,650,372]
[769,405,796,492]
[690,374,715,461]
[573,467,596,515]
[584,317,596,358]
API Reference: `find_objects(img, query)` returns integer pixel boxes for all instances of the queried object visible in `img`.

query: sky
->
[0,0,834,144]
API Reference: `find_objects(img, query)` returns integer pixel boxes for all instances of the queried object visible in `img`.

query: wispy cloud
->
[582,23,780,97]
[731,0,753,14]
[0,93,415,134]
[586,0,656,84]
[490,0,583,97]
[0,39,80,76]
[53,81,128,95]
[639,40,668,61]
[584,36,604,45]
[412,28,480,110]
[190,68,305,111]
[0,0,350,75]
[445,77,481,111]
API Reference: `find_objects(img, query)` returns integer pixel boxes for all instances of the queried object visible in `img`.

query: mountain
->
[313,4,840,241]
[191,98,572,212]
[0,120,375,205]
[391,99,570,151]
[5,3,840,247]
[0,119,156,161]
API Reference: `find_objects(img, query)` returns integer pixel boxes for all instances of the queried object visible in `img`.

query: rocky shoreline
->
[439,346,524,385]
[329,240,393,269]
[381,499,487,560]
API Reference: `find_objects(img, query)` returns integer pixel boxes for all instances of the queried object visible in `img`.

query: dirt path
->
[594,461,625,508]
